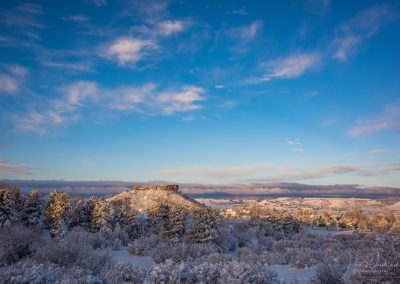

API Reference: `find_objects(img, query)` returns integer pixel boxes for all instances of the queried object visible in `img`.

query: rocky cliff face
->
[108,184,202,212]
[134,184,180,193]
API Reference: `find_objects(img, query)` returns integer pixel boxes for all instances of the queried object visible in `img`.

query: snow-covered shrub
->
[33,231,111,274]
[0,259,105,284]
[128,233,161,256]
[0,224,39,265]
[112,238,122,250]
[314,261,345,284]
[112,263,148,283]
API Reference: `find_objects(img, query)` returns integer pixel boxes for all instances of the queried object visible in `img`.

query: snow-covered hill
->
[108,184,203,212]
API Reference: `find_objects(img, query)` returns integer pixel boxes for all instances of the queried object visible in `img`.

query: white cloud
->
[155,86,206,115]
[0,65,28,94]
[157,20,187,36]
[0,74,18,94]
[264,53,320,80]
[13,82,206,134]
[106,84,156,111]
[105,37,157,65]
[251,53,320,82]
[61,81,98,106]
[333,4,396,61]
[349,105,400,136]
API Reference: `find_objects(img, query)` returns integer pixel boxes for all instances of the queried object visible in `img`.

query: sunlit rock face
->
[108,184,201,212]
[134,185,181,193]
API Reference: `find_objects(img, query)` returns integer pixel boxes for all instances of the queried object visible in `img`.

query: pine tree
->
[148,204,170,232]
[82,196,97,230]
[0,187,16,228]
[45,190,69,238]
[69,197,85,228]
[189,208,220,243]
[91,198,111,234]
[21,190,44,226]
[163,205,187,238]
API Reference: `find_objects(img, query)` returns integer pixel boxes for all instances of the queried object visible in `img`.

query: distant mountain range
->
[1,179,399,199]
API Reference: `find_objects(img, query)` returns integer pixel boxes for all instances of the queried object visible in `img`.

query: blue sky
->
[0,0,399,188]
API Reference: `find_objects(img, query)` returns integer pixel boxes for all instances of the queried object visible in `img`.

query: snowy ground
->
[111,247,153,268]
[268,265,316,284]
[111,247,317,283]
[308,227,353,237]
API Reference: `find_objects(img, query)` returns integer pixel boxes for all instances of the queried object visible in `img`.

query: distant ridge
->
[0,180,399,199]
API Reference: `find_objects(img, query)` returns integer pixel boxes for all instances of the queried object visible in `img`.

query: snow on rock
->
[108,184,202,212]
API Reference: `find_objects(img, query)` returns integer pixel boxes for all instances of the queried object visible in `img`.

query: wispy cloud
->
[333,4,397,61]
[230,8,248,16]
[349,105,400,136]
[157,20,188,36]
[62,15,91,22]
[227,21,263,41]
[286,138,304,152]
[0,64,28,94]
[41,60,93,72]
[155,86,206,115]
[303,0,330,15]
[104,37,158,65]
[17,3,45,15]
[250,53,321,82]
[157,164,267,179]
[0,159,34,176]
[89,0,107,7]
[13,81,207,134]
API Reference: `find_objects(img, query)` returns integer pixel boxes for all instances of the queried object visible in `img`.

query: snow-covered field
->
[111,247,153,268]
[308,227,353,237]
[268,265,316,284]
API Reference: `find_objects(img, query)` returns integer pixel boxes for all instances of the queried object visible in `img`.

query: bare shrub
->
[0,224,39,265]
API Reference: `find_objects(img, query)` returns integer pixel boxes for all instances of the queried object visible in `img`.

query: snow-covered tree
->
[148,204,170,232]
[45,190,69,238]
[189,208,220,243]
[163,205,187,238]
[21,190,44,226]
[82,196,97,230]
[69,197,85,228]
[90,198,110,234]
[0,187,17,228]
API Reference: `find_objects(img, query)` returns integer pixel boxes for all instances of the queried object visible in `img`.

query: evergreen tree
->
[21,190,44,226]
[148,204,170,232]
[0,187,16,228]
[82,196,97,230]
[163,205,187,238]
[91,198,110,234]
[45,190,69,238]
[189,208,220,243]
[69,197,85,228]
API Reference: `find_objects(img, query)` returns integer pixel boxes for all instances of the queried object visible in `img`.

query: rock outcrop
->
[134,184,180,193]
[108,184,202,212]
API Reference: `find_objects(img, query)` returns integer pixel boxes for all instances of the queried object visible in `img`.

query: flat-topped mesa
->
[134,184,181,193]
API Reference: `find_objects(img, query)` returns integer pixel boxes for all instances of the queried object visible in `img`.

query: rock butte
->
[134,184,181,193]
